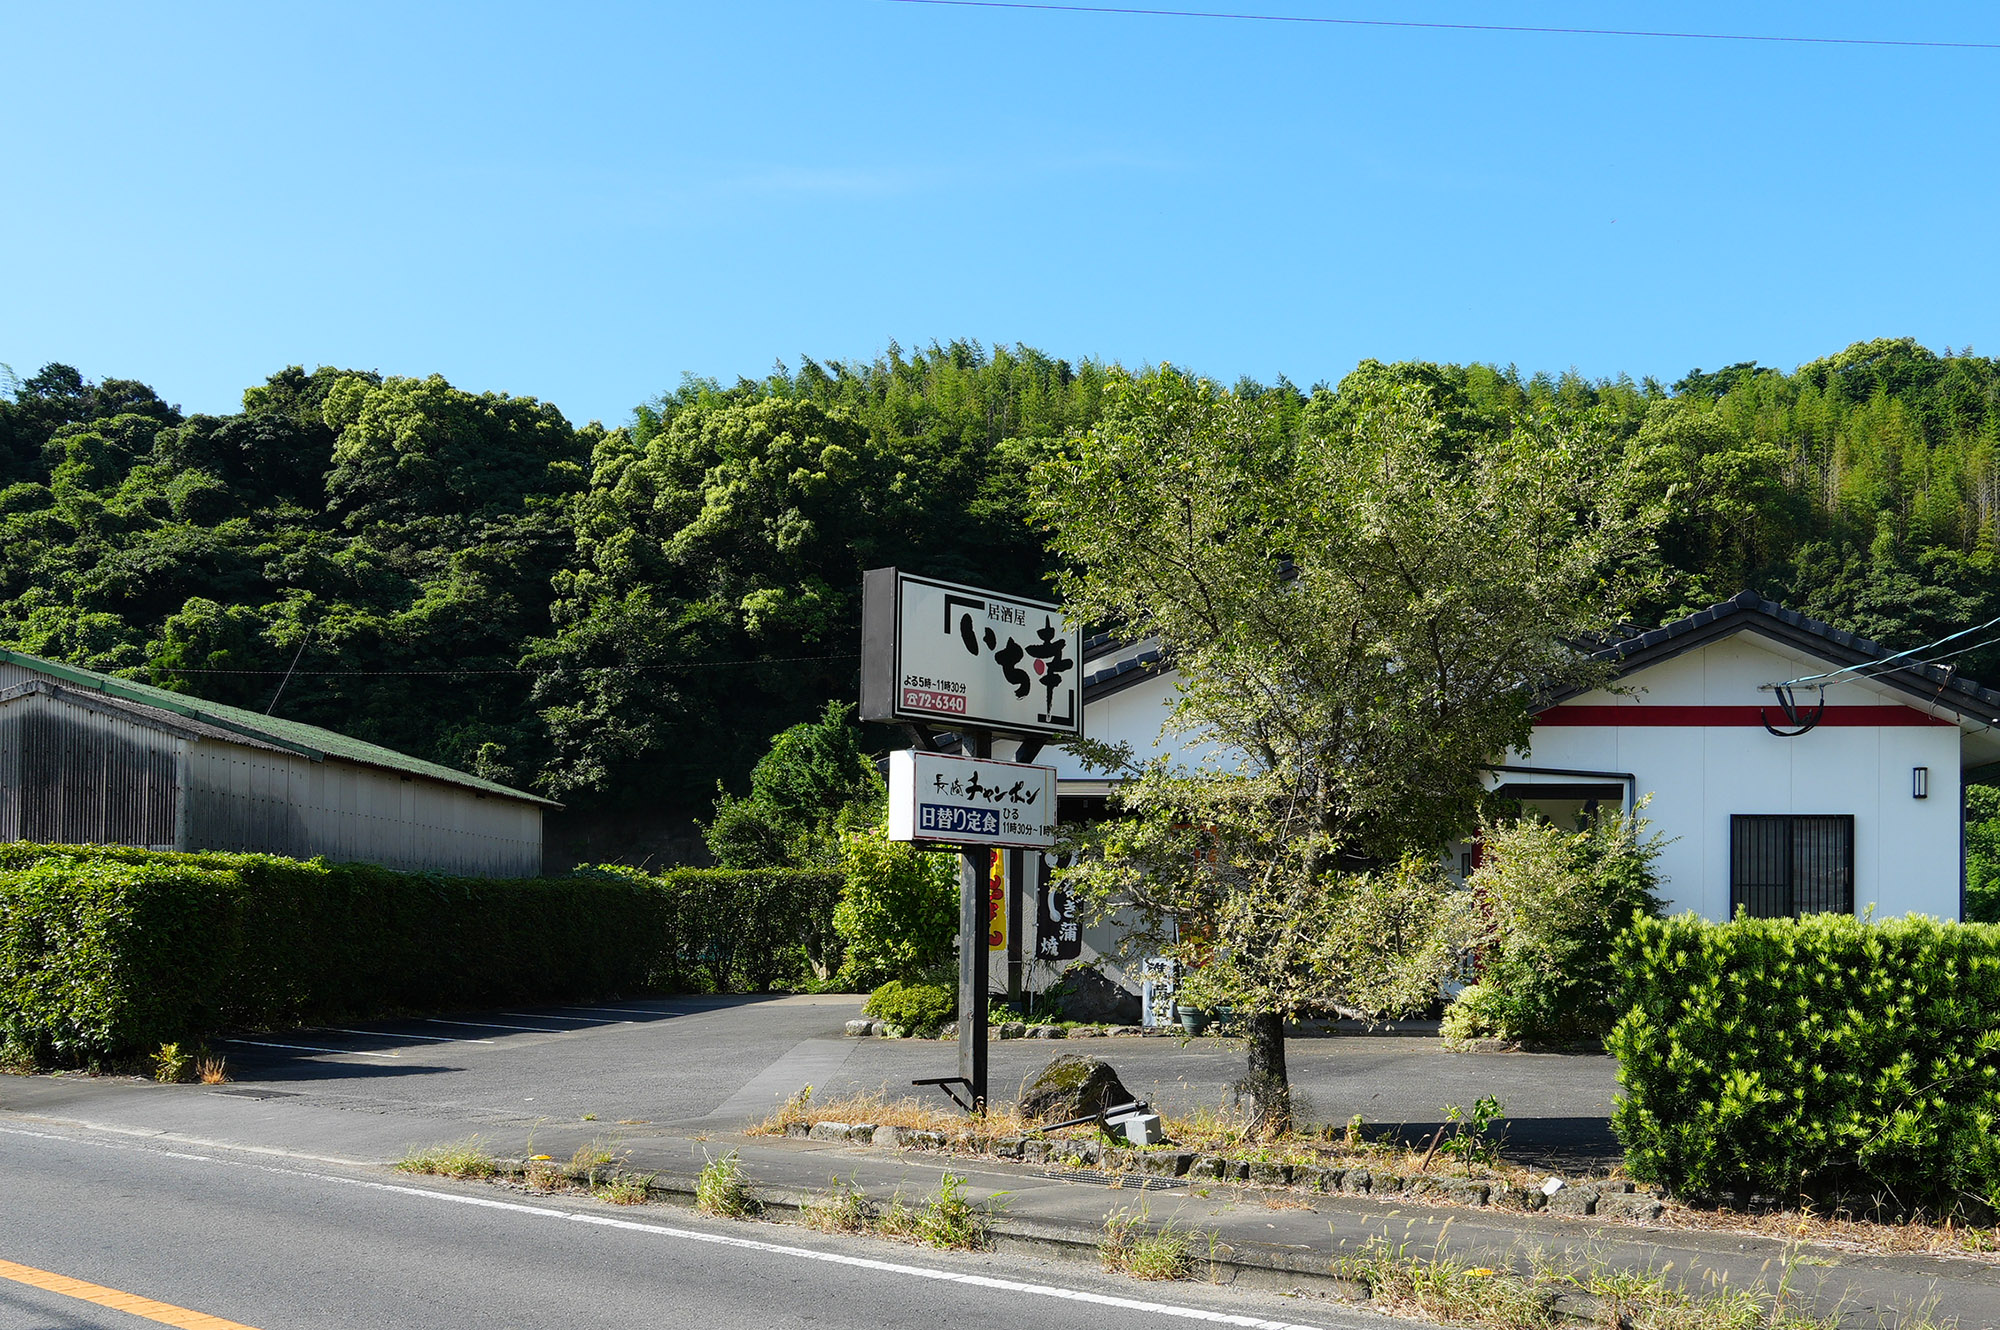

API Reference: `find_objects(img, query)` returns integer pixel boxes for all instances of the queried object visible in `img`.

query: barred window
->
[1730,815,1855,919]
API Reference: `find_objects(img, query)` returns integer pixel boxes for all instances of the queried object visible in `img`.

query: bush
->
[1451,811,1661,1044]
[1966,784,2000,924]
[1609,911,2000,1214]
[831,829,958,987]
[648,867,845,991]
[704,702,883,868]
[864,979,956,1034]
[0,844,845,1063]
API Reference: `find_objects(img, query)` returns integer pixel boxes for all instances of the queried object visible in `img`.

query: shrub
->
[864,979,956,1034]
[0,844,850,1064]
[832,828,958,987]
[1609,911,2000,1214]
[704,702,883,869]
[648,867,845,991]
[1452,811,1661,1044]
[1966,783,2000,924]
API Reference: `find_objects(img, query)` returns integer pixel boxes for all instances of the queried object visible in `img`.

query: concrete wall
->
[1516,630,1964,921]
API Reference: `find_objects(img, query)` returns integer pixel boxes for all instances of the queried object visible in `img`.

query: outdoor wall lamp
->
[1913,766,1929,799]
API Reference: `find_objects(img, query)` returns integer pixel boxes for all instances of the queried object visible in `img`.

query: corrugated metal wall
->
[0,690,181,848]
[181,743,543,877]
[0,667,544,877]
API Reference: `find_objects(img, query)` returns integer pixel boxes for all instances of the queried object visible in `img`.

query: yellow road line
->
[0,1257,262,1329]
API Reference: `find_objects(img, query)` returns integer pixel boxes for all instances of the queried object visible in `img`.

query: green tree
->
[1966,783,2000,924]
[1035,367,1660,1129]
[705,702,884,867]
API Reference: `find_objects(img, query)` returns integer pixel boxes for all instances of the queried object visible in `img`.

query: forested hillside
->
[4,337,1999,865]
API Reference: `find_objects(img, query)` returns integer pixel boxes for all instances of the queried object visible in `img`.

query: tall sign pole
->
[862,568,1081,1114]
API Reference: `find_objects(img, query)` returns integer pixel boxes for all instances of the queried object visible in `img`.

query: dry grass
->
[196,1055,229,1085]
[800,1179,873,1234]
[1101,1206,1204,1281]
[593,1173,654,1205]
[398,1137,499,1180]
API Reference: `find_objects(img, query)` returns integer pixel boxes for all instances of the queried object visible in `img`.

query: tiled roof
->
[0,648,560,807]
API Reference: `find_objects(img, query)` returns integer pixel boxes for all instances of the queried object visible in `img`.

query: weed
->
[1436,1096,1506,1170]
[196,1055,229,1085]
[1101,1206,1199,1281]
[398,1137,498,1179]
[873,1193,920,1240]
[581,1113,597,1121]
[593,1173,654,1205]
[151,1042,192,1084]
[523,1156,566,1190]
[801,1178,873,1234]
[696,1150,756,1219]
[569,1142,617,1173]
[912,1172,989,1250]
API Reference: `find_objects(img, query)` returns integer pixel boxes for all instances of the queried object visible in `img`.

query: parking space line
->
[0,1256,263,1329]
[221,1039,397,1059]
[317,1027,496,1045]
[424,1018,567,1034]
[558,1005,682,1017]
[497,1012,626,1024]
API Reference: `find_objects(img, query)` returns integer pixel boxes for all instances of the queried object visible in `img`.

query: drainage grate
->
[1041,1168,1187,1190]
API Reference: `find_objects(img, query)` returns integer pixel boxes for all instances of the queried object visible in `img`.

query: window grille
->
[1729,815,1855,918]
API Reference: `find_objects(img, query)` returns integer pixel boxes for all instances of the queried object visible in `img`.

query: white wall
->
[1516,631,1964,921]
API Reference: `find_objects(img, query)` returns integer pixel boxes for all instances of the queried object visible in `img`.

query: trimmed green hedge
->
[0,844,843,1063]
[642,866,844,993]
[1610,911,2000,1213]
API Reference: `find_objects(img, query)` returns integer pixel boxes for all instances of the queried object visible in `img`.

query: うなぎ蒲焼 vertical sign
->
[886,750,1057,850]
[860,569,1083,738]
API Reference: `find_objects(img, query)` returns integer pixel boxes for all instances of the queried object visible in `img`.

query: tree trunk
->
[1236,1010,1292,1137]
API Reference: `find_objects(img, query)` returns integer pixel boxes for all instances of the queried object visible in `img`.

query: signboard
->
[861,568,1083,739]
[1036,863,1082,962]
[987,851,1007,952]
[887,750,1057,850]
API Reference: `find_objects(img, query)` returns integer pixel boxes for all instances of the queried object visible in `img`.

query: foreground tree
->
[1034,367,1660,1130]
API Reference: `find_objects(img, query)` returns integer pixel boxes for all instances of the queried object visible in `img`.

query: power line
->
[1772,613,2000,690]
[151,653,861,679]
[883,0,2000,51]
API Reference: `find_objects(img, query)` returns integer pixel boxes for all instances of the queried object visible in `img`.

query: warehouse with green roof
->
[0,649,554,877]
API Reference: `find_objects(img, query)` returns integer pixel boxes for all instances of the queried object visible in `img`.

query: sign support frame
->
[867,568,1076,1118]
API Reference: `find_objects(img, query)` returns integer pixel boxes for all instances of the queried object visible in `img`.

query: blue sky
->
[5,1,1997,425]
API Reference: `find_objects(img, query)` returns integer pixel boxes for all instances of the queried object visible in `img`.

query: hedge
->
[0,844,843,1063]
[1610,911,2000,1214]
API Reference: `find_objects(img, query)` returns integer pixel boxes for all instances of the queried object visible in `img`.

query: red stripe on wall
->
[1533,705,1953,727]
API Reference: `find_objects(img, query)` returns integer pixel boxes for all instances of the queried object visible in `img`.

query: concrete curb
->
[481,1156,1626,1322]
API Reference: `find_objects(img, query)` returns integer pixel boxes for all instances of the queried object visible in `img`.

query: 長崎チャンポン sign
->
[886,750,1057,850]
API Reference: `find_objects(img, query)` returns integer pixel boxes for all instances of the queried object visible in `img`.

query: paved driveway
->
[191,995,1622,1166]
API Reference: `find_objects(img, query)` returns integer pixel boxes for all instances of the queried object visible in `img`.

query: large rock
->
[1016,1054,1137,1124]
[1056,968,1142,1024]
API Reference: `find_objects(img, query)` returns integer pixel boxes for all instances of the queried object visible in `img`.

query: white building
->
[1055,592,2000,923]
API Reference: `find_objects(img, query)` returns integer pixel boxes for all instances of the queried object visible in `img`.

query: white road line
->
[221,1039,398,1059]
[317,1027,496,1045]
[497,1012,627,1025]
[423,1018,566,1034]
[558,1005,681,1017]
[0,1125,1333,1330]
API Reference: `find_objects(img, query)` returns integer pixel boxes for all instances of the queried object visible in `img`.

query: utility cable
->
[1770,612,2000,689]
[883,0,2000,51]
[152,652,862,679]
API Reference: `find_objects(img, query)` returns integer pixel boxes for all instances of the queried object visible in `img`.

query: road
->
[0,1120,1406,1330]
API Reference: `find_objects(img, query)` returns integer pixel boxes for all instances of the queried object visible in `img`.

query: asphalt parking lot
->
[188,994,1621,1166]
